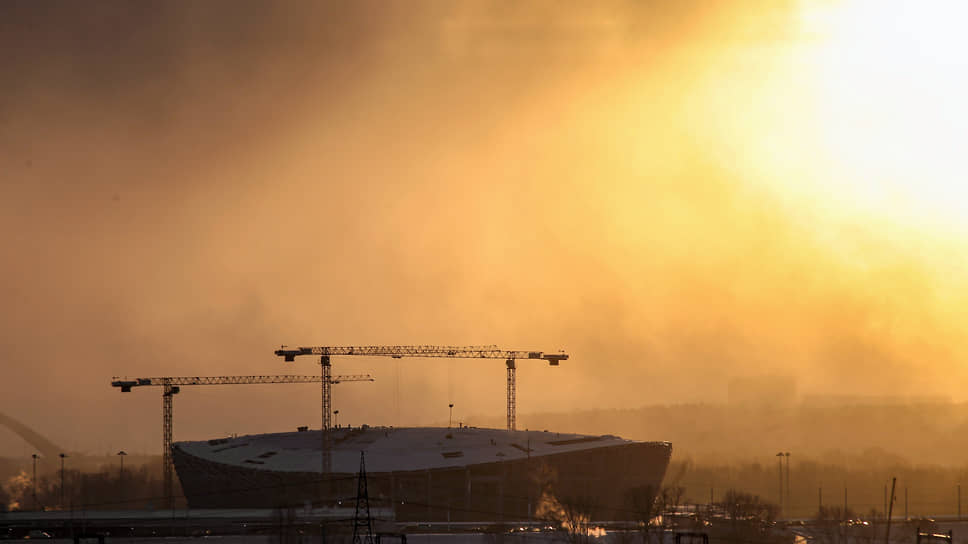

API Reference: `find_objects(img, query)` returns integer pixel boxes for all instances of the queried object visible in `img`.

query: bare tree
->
[812,505,855,544]
[625,484,661,544]
[718,489,781,544]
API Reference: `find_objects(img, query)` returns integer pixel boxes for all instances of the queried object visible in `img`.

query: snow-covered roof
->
[175,426,664,474]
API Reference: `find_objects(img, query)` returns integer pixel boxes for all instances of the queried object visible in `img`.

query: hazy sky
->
[2,0,968,456]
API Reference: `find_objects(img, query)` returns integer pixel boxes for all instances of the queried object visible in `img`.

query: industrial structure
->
[108,344,575,516]
[274,345,569,432]
[172,425,673,521]
[110,373,374,508]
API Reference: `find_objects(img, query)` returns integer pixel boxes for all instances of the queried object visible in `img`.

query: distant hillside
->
[466,401,968,466]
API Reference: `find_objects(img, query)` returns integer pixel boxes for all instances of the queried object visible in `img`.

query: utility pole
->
[843,486,848,544]
[958,484,961,520]
[819,487,823,514]
[904,487,908,519]
[31,454,39,511]
[117,450,126,506]
[885,477,896,544]
[59,453,67,509]
[352,451,374,544]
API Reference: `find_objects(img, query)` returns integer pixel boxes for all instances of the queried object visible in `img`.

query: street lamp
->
[784,452,791,515]
[776,452,784,516]
[334,410,339,428]
[31,454,39,511]
[117,451,127,506]
[449,404,454,428]
[59,453,68,509]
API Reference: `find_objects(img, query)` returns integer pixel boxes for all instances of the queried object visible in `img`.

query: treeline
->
[0,461,180,511]
[668,458,968,520]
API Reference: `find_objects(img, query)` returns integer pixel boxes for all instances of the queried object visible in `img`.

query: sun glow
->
[796,0,968,232]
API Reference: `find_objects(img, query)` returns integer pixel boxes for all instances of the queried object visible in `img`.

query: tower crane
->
[111,373,374,509]
[274,345,569,432]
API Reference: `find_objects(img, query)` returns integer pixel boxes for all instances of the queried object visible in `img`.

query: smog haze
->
[2,1,968,458]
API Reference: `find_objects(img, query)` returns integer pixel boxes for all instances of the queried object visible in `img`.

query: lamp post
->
[776,452,784,516]
[117,451,127,506]
[59,453,67,509]
[334,410,339,428]
[449,404,454,428]
[31,454,39,511]
[844,486,849,544]
[785,452,791,515]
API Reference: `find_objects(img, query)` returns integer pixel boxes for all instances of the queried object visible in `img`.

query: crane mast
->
[275,344,569,432]
[111,373,374,509]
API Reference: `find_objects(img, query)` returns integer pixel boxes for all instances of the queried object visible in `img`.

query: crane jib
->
[110,375,373,389]
[274,345,569,364]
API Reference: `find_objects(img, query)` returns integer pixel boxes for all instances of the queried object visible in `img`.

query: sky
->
[2,0,968,457]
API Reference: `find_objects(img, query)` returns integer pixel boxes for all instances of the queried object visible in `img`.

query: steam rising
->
[4,471,30,511]
[536,489,608,538]
[2,1,967,456]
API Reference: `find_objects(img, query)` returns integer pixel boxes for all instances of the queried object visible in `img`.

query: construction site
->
[2,344,669,541]
[4,345,968,543]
